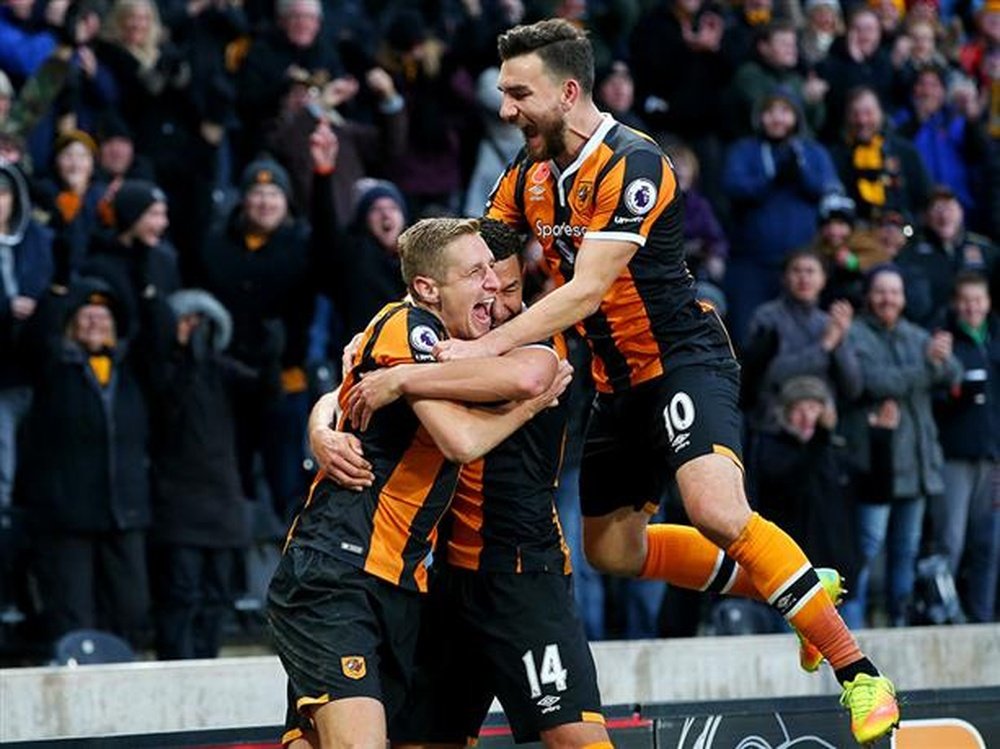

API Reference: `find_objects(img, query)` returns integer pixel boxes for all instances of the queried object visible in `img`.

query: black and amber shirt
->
[486,115,733,394]
[285,302,459,592]
[444,336,572,575]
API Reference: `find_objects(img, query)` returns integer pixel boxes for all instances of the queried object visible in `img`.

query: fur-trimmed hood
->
[167,289,232,352]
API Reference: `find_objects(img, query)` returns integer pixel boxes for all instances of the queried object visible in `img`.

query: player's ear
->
[411,275,440,306]
[562,79,580,110]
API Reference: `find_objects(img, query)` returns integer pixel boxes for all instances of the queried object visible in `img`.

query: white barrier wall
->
[1,624,998,742]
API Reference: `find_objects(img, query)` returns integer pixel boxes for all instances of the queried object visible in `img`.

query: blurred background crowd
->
[0,0,997,665]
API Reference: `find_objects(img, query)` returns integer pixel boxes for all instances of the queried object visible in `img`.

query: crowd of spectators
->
[0,0,997,662]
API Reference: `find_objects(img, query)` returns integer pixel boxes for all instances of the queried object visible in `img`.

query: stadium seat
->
[53,629,135,666]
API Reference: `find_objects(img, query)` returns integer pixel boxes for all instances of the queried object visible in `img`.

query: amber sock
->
[640,524,757,598]
[726,513,866,672]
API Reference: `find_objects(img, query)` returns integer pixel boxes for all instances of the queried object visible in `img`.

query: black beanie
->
[353,179,407,225]
[240,158,292,198]
[113,180,167,231]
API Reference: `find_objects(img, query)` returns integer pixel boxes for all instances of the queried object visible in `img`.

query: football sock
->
[640,524,757,598]
[726,513,866,672]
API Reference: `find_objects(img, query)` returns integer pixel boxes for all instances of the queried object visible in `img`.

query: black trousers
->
[34,529,150,647]
[154,545,235,660]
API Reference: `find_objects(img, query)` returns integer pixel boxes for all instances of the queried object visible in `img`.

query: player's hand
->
[341,332,364,380]
[433,337,492,361]
[346,366,412,431]
[309,428,373,491]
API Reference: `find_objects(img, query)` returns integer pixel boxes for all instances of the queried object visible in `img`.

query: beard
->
[523,114,568,161]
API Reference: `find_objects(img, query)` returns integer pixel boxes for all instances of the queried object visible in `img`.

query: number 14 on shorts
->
[522,644,568,698]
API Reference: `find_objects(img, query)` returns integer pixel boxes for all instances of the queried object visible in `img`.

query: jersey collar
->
[551,112,617,204]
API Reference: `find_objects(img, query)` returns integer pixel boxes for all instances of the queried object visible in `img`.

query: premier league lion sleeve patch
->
[587,146,676,245]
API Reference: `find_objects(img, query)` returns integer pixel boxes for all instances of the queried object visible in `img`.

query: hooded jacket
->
[0,161,53,388]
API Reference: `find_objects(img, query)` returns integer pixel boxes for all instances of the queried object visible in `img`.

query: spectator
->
[809,193,889,306]
[756,376,860,588]
[197,126,334,523]
[264,65,407,226]
[594,60,648,132]
[0,161,52,510]
[629,0,732,211]
[829,86,933,225]
[743,248,863,435]
[149,289,279,660]
[326,178,407,340]
[722,87,841,344]
[376,7,475,217]
[0,0,57,89]
[897,186,998,327]
[94,112,155,185]
[462,65,522,217]
[841,264,962,627]
[35,129,105,285]
[19,276,166,646]
[817,7,896,143]
[890,18,951,108]
[723,21,828,139]
[666,141,728,298]
[85,179,180,318]
[800,0,844,68]
[931,272,999,623]
[892,66,990,230]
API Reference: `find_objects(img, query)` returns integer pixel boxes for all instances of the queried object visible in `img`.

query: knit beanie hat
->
[240,158,292,198]
[779,375,831,409]
[113,180,167,231]
[352,178,406,225]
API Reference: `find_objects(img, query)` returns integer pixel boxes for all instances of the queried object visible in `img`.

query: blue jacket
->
[723,135,841,266]
[0,8,56,86]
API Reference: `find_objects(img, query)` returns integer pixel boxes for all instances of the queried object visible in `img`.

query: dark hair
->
[478,217,525,265]
[498,19,595,95]
[863,262,904,295]
[755,20,797,45]
[952,270,989,298]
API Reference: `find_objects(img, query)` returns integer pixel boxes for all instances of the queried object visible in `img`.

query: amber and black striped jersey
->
[285,302,459,592]
[444,336,572,575]
[486,115,734,394]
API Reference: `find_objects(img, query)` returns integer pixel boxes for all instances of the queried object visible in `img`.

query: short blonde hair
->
[398,217,481,287]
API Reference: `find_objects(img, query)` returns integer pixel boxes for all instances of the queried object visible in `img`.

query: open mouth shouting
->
[472,296,495,332]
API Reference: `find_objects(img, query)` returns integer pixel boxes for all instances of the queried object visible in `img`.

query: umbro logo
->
[775,593,794,613]
[537,695,562,714]
[671,432,691,452]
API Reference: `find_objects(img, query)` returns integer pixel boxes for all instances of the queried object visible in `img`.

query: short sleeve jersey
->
[286,302,459,592]
[486,115,733,394]
[444,336,572,575]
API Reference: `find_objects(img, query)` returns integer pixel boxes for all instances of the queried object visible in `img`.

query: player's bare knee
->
[582,514,646,576]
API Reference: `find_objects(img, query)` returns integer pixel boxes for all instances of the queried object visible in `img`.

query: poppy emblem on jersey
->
[532,163,551,183]
[341,656,366,680]
[409,325,439,354]
[624,178,657,215]
[574,181,593,210]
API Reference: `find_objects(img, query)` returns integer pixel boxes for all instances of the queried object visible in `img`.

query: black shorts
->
[267,544,421,739]
[580,361,743,518]
[395,566,604,744]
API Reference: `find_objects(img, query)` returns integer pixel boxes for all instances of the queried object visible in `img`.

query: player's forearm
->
[308,390,340,436]
[413,398,540,463]
[481,279,602,356]
[399,350,555,402]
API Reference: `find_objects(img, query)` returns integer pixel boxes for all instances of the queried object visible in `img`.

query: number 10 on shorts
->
[522,644,568,697]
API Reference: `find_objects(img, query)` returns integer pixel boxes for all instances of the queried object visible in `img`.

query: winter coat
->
[149,289,274,548]
[816,36,895,143]
[933,312,1000,461]
[746,294,863,430]
[897,231,998,328]
[724,57,826,139]
[18,278,166,533]
[722,134,841,266]
[844,313,963,498]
